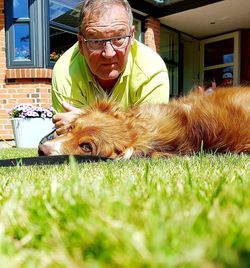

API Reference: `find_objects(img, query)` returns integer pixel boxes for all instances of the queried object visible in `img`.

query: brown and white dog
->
[38,87,250,159]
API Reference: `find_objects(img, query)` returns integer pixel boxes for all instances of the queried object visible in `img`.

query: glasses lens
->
[111,36,128,49]
[87,40,104,51]
[86,35,131,51]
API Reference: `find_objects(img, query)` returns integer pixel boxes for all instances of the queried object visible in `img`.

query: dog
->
[38,87,250,159]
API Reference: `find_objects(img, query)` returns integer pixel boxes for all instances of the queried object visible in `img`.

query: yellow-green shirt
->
[52,40,169,112]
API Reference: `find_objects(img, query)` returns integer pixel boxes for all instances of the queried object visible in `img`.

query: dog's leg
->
[117,147,134,160]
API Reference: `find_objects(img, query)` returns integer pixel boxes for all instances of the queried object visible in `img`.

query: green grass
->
[0,149,250,267]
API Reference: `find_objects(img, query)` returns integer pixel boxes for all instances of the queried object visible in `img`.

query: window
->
[5,0,80,67]
[160,26,180,97]
[200,32,240,87]
[133,18,143,43]
[48,0,80,63]
[5,0,36,67]
[5,0,144,68]
[48,1,143,64]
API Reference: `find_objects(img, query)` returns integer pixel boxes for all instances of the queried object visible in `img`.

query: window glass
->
[145,0,184,5]
[49,0,81,62]
[134,19,142,42]
[49,0,81,29]
[14,23,30,61]
[160,26,179,97]
[204,67,234,87]
[201,33,240,88]
[13,0,29,18]
[204,38,234,67]
[50,27,77,62]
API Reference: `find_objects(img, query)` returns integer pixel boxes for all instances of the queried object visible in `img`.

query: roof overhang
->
[129,0,222,18]
[130,0,250,39]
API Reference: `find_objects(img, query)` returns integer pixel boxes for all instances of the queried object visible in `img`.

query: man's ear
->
[130,25,135,43]
[77,33,84,55]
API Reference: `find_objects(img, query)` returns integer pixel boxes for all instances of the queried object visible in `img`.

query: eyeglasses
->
[83,35,132,51]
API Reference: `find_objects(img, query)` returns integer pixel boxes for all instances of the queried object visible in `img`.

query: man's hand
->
[52,102,82,135]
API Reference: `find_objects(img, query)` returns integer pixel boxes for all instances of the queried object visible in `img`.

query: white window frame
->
[133,18,143,42]
[200,31,240,86]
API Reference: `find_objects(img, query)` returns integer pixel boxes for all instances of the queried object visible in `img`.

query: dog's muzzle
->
[38,128,59,156]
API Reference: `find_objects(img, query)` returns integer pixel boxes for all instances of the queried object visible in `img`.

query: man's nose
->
[102,42,116,57]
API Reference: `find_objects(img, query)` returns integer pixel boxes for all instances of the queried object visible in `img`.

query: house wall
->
[145,16,161,53]
[0,1,52,140]
[0,7,160,140]
[1,0,250,141]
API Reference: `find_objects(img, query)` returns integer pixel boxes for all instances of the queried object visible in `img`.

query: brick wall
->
[0,0,52,140]
[144,16,161,53]
[1,76,52,139]
[0,3,162,141]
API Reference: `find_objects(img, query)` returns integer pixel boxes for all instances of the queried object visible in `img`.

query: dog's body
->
[38,87,250,158]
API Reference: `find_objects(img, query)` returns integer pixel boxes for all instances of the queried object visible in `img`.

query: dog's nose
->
[38,144,49,156]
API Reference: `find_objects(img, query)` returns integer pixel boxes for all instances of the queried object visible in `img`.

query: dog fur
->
[38,87,250,158]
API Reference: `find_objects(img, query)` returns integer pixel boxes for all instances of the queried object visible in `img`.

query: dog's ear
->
[92,100,126,119]
[117,147,134,160]
[93,100,115,112]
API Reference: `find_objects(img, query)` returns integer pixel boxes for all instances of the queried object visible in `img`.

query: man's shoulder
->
[130,41,166,72]
[53,42,82,72]
[130,41,167,82]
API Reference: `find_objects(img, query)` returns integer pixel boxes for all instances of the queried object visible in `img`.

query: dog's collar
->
[39,128,57,145]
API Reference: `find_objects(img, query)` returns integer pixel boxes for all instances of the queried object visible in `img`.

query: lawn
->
[0,148,250,267]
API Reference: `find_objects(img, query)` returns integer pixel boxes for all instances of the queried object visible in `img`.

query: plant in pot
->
[9,104,55,148]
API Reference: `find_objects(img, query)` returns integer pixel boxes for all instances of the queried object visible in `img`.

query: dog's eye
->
[79,142,92,153]
[68,125,74,132]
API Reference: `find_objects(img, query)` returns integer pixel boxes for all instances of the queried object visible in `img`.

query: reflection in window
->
[202,33,240,87]
[134,19,142,42]
[160,26,179,97]
[204,67,234,87]
[13,0,29,18]
[223,54,233,64]
[204,38,234,67]
[49,0,81,62]
[144,0,184,6]
[50,27,77,62]
[49,0,80,29]
[14,24,30,61]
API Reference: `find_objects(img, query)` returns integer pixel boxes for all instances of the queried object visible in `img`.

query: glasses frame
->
[82,34,132,52]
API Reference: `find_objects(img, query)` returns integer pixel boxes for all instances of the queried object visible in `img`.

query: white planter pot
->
[11,118,54,148]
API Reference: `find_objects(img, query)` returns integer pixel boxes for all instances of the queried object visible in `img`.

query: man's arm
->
[52,102,82,135]
[51,71,83,135]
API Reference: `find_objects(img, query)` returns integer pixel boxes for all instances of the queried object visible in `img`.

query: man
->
[221,72,233,87]
[52,0,169,135]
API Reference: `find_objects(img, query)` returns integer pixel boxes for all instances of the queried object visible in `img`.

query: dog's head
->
[38,101,137,159]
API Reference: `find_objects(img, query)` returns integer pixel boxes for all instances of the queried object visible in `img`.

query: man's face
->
[78,4,134,84]
[223,78,233,87]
